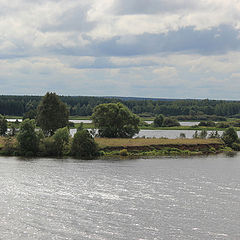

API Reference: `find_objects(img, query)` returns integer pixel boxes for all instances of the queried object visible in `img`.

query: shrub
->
[198,121,215,127]
[231,121,240,127]
[208,131,220,139]
[119,149,128,156]
[199,130,208,139]
[8,123,17,136]
[68,121,75,128]
[17,119,38,156]
[71,130,99,159]
[179,133,186,139]
[193,131,199,139]
[162,117,180,127]
[53,127,70,156]
[221,127,239,147]
[153,114,164,127]
[2,137,16,156]
[216,122,229,128]
[232,142,240,151]
[39,137,57,157]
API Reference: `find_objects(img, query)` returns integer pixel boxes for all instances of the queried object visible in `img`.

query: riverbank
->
[96,138,226,157]
[0,136,227,158]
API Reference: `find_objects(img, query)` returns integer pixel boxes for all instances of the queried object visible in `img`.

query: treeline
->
[1,95,240,117]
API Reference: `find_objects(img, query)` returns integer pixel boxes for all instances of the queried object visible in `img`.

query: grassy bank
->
[96,138,223,148]
[0,136,227,158]
[96,138,226,157]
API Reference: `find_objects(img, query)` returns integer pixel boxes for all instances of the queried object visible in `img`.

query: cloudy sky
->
[1,0,240,99]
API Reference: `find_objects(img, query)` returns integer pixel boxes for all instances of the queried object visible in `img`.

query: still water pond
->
[0,155,239,240]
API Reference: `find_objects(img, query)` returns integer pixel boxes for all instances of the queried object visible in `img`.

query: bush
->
[71,130,99,159]
[17,119,39,156]
[153,114,164,127]
[216,122,229,128]
[230,121,240,127]
[221,127,239,147]
[38,127,70,157]
[39,137,57,157]
[199,130,208,139]
[119,149,128,156]
[179,133,186,139]
[193,131,199,139]
[232,142,240,151]
[198,121,215,127]
[208,131,220,139]
[162,117,180,127]
[8,123,17,136]
[68,121,75,128]
[53,127,70,156]
[2,137,16,156]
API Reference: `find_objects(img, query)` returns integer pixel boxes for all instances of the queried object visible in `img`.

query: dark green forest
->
[1,95,240,118]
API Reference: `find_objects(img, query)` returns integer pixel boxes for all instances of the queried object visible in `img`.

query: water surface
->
[0,155,239,239]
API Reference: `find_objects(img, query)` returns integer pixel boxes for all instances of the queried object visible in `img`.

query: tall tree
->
[92,102,140,138]
[37,92,69,136]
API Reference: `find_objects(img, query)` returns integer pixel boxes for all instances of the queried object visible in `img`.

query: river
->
[0,155,239,240]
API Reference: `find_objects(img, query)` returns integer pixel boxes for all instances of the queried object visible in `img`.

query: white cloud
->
[0,0,240,98]
[153,66,178,79]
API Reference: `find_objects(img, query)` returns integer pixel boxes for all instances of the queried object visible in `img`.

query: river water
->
[0,155,239,240]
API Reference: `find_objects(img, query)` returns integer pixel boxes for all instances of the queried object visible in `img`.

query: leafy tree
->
[221,127,239,147]
[37,92,69,136]
[162,117,180,127]
[71,130,99,159]
[208,131,220,139]
[179,133,186,139]
[198,121,215,127]
[53,127,70,156]
[0,115,7,136]
[153,114,164,127]
[2,136,16,155]
[8,123,17,136]
[193,131,199,139]
[17,119,38,156]
[199,130,208,139]
[92,102,140,138]
[23,109,37,120]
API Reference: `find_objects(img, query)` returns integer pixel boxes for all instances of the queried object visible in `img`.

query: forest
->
[1,95,240,118]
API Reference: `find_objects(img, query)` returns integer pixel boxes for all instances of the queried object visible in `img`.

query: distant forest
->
[1,95,240,118]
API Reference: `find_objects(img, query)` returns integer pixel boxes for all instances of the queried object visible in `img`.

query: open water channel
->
[0,154,239,240]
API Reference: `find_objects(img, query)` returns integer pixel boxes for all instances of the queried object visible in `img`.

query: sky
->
[1,0,240,99]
